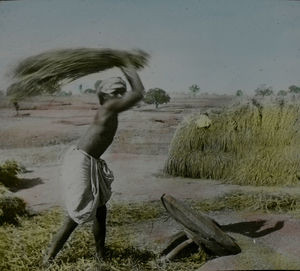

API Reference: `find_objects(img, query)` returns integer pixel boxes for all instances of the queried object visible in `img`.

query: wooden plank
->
[165,238,194,260]
[161,231,188,256]
[161,194,241,256]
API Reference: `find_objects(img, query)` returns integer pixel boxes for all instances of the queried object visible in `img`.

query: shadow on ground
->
[221,219,284,238]
[9,178,43,192]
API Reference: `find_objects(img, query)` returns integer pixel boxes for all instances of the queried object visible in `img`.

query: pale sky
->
[0,0,300,94]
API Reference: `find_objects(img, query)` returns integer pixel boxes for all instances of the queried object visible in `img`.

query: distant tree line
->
[81,80,101,94]
[235,84,300,97]
[80,80,171,109]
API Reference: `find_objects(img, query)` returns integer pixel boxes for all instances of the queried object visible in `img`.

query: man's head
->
[96,77,127,105]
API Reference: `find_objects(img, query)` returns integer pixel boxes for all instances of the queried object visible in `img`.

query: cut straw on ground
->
[1,191,300,270]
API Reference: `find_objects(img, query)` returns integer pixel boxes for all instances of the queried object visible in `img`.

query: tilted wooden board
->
[161,194,241,256]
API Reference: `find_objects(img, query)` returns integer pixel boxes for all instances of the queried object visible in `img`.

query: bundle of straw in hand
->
[7,48,149,99]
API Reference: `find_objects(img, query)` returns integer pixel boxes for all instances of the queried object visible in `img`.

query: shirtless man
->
[44,65,145,263]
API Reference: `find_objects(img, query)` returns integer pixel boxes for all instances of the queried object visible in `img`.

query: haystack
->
[164,103,300,186]
[7,48,149,99]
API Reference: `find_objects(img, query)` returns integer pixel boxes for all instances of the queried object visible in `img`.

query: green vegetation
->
[165,103,300,186]
[144,88,171,108]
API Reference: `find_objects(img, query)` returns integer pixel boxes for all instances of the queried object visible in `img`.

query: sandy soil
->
[1,94,300,270]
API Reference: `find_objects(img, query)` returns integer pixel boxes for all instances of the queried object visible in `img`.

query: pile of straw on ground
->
[0,203,207,271]
[0,185,27,225]
[0,161,29,225]
[8,48,149,99]
[193,191,300,214]
[0,160,24,188]
[165,102,300,186]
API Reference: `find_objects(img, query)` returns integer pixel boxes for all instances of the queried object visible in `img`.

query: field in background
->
[1,93,300,270]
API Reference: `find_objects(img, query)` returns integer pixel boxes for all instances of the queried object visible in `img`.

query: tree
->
[189,84,200,96]
[254,84,273,97]
[277,90,288,96]
[236,90,243,97]
[288,85,300,94]
[144,88,170,108]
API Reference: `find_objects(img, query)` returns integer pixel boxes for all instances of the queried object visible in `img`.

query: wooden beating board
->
[161,194,241,256]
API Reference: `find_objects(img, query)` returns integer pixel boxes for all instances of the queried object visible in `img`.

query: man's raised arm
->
[104,66,145,113]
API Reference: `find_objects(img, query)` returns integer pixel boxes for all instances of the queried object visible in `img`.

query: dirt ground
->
[0,94,235,209]
[1,93,300,270]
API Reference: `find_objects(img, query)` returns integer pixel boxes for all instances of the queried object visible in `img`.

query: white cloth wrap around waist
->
[61,146,114,224]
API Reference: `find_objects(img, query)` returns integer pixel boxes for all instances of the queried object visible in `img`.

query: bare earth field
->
[1,94,300,270]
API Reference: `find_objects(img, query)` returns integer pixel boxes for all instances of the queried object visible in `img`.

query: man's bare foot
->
[95,248,105,262]
[42,254,53,268]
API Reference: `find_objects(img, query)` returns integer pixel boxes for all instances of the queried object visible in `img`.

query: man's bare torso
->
[77,66,144,159]
[77,107,118,158]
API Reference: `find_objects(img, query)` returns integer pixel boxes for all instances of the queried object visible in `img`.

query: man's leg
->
[44,215,78,264]
[93,205,107,259]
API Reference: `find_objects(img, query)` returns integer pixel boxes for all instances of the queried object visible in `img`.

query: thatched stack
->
[165,103,300,186]
[7,48,149,99]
